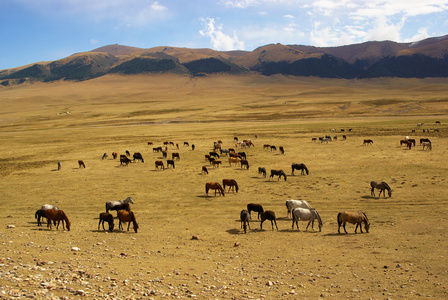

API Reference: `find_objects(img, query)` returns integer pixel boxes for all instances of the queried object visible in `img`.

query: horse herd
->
[35,197,138,233]
[239,199,370,234]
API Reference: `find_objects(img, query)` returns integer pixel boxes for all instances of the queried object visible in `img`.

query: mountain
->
[1,35,448,85]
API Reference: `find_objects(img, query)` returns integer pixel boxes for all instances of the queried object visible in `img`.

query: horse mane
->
[382,182,391,191]
[361,212,369,223]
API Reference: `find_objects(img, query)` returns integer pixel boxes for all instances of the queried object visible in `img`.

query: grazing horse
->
[184,142,189,146]
[420,138,431,145]
[78,160,86,168]
[209,151,220,158]
[222,179,239,193]
[260,211,278,230]
[400,139,408,146]
[133,152,144,163]
[125,150,131,157]
[205,182,225,196]
[112,152,118,159]
[220,149,230,156]
[337,211,370,234]
[120,155,132,166]
[405,140,413,149]
[263,144,270,149]
[35,209,54,226]
[422,141,432,150]
[57,161,61,170]
[363,139,373,145]
[279,146,284,154]
[247,203,264,219]
[117,210,139,233]
[285,200,312,218]
[172,152,180,160]
[292,208,322,232]
[44,209,71,231]
[270,145,277,151]
[162,151,167,158]
[212,160,222,168]
[370,181,392,197]
[270,169,287,181]
[105,197,134,213]
[102,153,108,160]
[240,159,249,169]
[155,160,165,170]
[258,167,267,178]
[291,163,309,175]
[167,159,175,168]
[202,166,208,174]
[98,212,114,231]
[240,209,250,234]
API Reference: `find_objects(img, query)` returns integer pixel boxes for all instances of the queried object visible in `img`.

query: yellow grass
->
[0,74,447,298]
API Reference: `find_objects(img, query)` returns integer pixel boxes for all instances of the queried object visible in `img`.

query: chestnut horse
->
[222,179,239,193]
[205,182,225,196]
[337,211,369,234]
[117,210,139,233]
[44,209,71,231]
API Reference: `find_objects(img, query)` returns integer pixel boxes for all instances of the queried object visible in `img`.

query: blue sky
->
[1,0,448,70]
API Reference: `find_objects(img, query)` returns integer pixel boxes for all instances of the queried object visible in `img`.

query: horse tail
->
[337,212,342,227]
[205,183,209,194]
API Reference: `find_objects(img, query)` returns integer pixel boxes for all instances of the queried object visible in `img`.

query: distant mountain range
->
[1,35,448,86]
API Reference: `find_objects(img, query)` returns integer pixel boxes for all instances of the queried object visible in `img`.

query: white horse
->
[292,208,323,232]
[41,204,59,210]
[106,197,134,212]
[285,200,312,218]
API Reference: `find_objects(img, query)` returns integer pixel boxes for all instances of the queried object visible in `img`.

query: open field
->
[1,75,448,299]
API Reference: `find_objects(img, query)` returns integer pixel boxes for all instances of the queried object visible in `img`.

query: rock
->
[71,247,81,251]
[7,225,15,228]
[191,235,199,240]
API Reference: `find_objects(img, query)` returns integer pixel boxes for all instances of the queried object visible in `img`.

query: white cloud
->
[90,39,99,45]
[405,27,430,42]
[199,17,245,50]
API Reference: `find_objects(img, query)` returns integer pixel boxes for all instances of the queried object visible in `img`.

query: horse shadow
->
[361,195,377,199]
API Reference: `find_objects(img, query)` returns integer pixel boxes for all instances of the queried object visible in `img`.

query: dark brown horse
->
[260,211,278,230]
[98,212,114,231]
[247,203,264,219]
[370,181,392,197]
[270,169,287,181]
[205,182,225,196]
[240,159,249,169]
[222,179,239,193]
[155,160,165,170]
[117,210,139,233]
[240,209,250,234]
[363,139,373,145]
[44,209,71,231]
[78,160,86,168]
[202,166,208,174]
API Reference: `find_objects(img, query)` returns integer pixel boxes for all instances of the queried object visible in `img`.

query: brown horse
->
[370,181,392,197]
[363,139,373,145]
[98,212,114,231]
[44,209,71,231]
[240,159,249,169]
[212,160,222,168]
[247,203,264,219]
[172,152,180,160]
[117,210,139,233]
[222,179,239,193]
[240,209,250,234]
[78,160,86,168]
[202,166,209,174]
[260,211,278,230]
[337,211,369,234]
[228,157,241,166]
[155,160,165,170]
[205,182,225,196]
[270,169,287,181]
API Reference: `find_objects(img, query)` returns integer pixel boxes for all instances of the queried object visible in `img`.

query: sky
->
[1,0,448,70]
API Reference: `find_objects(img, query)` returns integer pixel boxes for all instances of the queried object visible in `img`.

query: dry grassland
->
[0,75,448,299]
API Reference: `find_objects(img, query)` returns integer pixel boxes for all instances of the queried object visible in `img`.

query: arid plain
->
[0,74,448,299]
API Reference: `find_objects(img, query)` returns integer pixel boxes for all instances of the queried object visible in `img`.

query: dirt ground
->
[0,75,448,299]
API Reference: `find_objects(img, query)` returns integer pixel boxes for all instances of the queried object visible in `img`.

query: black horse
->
[270,169,287,181]
[247,203,264,219]
[291,163,309,175]
[258,167,267,178]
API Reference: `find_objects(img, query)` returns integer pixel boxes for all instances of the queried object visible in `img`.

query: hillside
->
[1,34,448,85]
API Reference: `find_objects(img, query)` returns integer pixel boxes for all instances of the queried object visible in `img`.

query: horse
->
[112,152,118,159]
[117,210,139,233]
[205,182,225,196]
[78,160,86,168]
[102,153,108,160]
[147,142,153,145]
[44,209,71,231]
[155,160,165,170]
[247,203,264,219]
[229,157,241,166]
[270,145,277,151]
[120,155,132,166]
[229,152,242,159]
[407,139,416,146]
[172,152,180,160]
[209,151,220,158]
[260,211,278,230]
[184,142,189,146]
[240,159,249,169]
[220,149,230,156]
[370,181,392,197]
[291,163,309,175]
[237,152,246,160]
[400,139,408,146]
[279,146,284,154]
[422,141,432,150]
[153,146,162,152]
[212,160,222,168]
[285,200,312,218]
[363,139,373,145]
[337,211,370,234]
[420,138,431,145]
[270,169,287,181]
[292,208,322,232]
[263,144,270,149]
[125,150,131,157]
[222,179,239,193]
[98,212,114,231]
[133,152,144,163]
[258,167,267,178]
[202,166,208,174]
[35,209,55,226]
[162,151,167,158]
[167,159,175,168]
[240,209,250,234]
[57,161,61,170]
[105,197,134,213]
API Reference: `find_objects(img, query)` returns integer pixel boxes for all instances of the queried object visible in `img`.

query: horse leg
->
[127,222,131,231]
[274,219,278,230]
[47,219,52,230]
[371,187,375,196]
[354,223,359,233]
[119,220,123,230]
[306,220,312,231]
[342,222,348,234]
